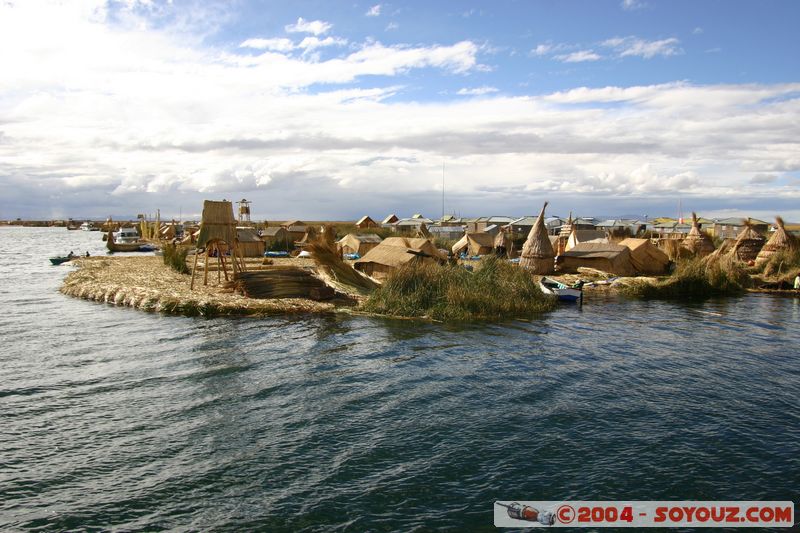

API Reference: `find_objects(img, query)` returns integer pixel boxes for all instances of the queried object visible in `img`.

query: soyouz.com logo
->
[493,501,794,528]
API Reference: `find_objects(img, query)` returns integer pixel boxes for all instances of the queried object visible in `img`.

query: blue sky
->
[1,0,799,221]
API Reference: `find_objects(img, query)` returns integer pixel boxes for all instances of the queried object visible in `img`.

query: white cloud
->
[366,4,381,17]
[693,27,704,35]
[240,38,295,52]
[603,36,682,58]
[285,17,331,35]
[385,22,399,31]
[556,50,602,63]
[621,0,646,10]
[1,1,799,219]
[456,86,498,96]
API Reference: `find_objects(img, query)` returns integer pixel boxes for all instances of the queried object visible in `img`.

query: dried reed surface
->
[361,255,556,321]
[60,257,336,316]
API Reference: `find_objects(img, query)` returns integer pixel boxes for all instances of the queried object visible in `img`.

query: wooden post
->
[219,251,229,282]
[190,248,199,290]
[203,246,210,286]
[216,244,222,283]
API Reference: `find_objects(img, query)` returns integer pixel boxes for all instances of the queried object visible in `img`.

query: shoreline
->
[59,257,799,319]
[60,256,347,317]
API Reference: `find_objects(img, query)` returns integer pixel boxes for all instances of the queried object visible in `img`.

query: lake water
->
[1,227,798,531]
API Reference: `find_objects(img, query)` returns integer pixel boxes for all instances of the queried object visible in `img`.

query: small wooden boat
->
[49,256,74,265]
[540,276,583,303]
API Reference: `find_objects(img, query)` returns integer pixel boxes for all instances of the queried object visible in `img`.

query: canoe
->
[540,276,583,303]
[49,256,73,265]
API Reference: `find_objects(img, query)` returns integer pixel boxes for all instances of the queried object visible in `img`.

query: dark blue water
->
[1,227,799,531]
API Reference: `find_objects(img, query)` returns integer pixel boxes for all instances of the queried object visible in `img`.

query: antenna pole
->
[441,160,445,219]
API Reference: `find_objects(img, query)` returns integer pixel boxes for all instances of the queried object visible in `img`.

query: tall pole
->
[441,160,445,219]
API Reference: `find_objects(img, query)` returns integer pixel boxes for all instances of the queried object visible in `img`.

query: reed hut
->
[519,202,554,273]
[681,212,715,257]
[556,212,573,254]
[354,237,446,280]
[452,232,494,256]
[337,233,382,256]
[731,218,766,263]
[191,200,246,289]
[558,243,636,276]
[566,229,608,251]
[756,216,798,264]
[619,238,670,275]
[261,226,291,250]
[494,231,512,256]
[236,227,266,257]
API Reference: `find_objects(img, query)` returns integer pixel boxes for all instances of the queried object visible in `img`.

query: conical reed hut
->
[681,212,715,257]
[519,201,554,273]
[730,218,765,263]
[756,216,798,264]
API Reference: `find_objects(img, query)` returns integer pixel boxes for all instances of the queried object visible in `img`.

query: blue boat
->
[539,276,583,303]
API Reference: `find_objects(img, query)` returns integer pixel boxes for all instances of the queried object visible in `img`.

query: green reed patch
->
[361,255,555,321]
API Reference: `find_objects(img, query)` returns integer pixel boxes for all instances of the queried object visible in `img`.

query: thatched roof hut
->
[337,233,382,256]
[236,227,266,257]
[756,216,798,264]
[681,212,715,257]
[519,202,554,273]
[619,238,670,275]
[731,218,766,263]
[354,237,445,280]
[452,232,494,256]
[558,243,636,276]
[566,229,608,251]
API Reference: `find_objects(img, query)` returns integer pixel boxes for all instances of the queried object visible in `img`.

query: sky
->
[1,0,799,221]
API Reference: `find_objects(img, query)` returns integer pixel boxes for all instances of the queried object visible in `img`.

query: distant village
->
[9,197,798,283]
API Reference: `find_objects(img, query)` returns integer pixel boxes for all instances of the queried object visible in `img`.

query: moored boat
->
[539,276,583,303]
[50,255,74,265]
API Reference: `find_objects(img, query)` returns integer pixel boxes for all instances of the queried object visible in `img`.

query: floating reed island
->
[58,200,800,321]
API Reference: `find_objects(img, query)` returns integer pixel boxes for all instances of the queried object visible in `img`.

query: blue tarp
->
[343,253,360,260]
[265,251,290,257]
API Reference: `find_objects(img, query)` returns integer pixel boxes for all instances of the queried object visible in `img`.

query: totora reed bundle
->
[519,201,554,274]
[308,226,380,296]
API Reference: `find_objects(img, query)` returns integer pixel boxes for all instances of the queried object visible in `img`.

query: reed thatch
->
[731,218,766,263]
[681,212,715,257]
[756,216,798,264]
[619,238,670,275]
[308,230,379,296]
[520,201,554,273]
[196,200,237,248]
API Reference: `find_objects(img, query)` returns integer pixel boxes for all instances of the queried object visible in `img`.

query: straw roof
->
[196,200,237,248]
[619,238,669,274]
[756,216,798,263]
[559,242,636,276]
[731,218,766,262]
[520,202,554,273]
[452,232,494,256]
[337,233,382,255]
[681,212,716,257]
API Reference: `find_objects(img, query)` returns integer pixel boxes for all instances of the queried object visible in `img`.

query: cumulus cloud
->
[285,17,331,35]
[366,4,381,17]
[603,36,682,58]
[1,1,799,219]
